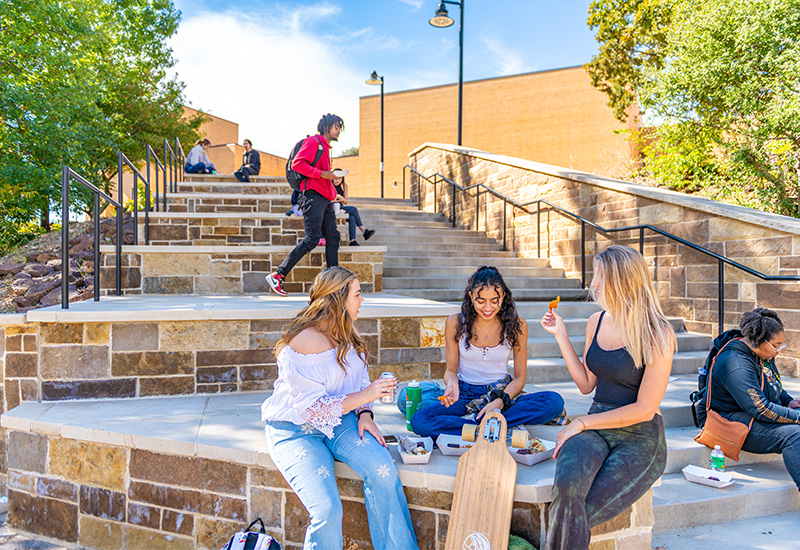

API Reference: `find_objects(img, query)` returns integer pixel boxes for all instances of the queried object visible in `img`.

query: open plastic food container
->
[682,464,734,488]
[436,434,474,456]
[508,439,556,466]
[398,436,434,464]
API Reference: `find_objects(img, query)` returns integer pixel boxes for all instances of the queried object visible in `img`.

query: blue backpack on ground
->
[220,518,281,550]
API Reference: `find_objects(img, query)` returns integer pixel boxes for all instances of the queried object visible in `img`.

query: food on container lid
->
[548,296,560,310]
[529,437,547,453]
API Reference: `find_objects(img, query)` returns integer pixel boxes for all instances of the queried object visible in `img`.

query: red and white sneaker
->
[266,272,288,296]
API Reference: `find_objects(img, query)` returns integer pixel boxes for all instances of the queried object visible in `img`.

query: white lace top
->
[457,335,513,385]
[261,345,370,438]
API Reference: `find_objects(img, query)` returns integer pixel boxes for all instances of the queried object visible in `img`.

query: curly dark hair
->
[317,113,344,135]
[740,308,784,347]
[455,266,522,350]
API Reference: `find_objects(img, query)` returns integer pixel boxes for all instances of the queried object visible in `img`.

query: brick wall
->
[411,144,800,377]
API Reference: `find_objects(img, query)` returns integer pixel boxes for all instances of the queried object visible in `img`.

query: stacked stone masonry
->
[411,144,800,377]
[3,428,654,550]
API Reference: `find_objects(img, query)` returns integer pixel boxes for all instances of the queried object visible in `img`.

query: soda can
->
[379,372,396,404]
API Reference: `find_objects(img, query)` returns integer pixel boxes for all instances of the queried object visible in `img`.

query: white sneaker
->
[291,204,302,216]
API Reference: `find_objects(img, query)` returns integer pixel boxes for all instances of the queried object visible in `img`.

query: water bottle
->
[406,380,422,431]
[709,445,725,472]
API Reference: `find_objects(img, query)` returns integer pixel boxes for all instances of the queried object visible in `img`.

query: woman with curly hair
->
[410,265,565,439]
[261,266,418,550]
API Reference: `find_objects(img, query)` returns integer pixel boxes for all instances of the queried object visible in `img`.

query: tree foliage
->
[0,0,203,252]
[587,0,800,216]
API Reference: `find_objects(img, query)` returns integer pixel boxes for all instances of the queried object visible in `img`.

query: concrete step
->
[652,461,800,532]
[184,175,286,183]
[526,331,711,358]
[383,276,581,291]
[383,265,564,278]
[390,288,591,301]
[357,227,496,239]
[387,249,522,258]
[348,198,420,210]
[652,512,800,550]
[368,234,499,246]
[380,242,504,252]
[514,301,600,318]
[382,255,551,268]
[525,316,685,338]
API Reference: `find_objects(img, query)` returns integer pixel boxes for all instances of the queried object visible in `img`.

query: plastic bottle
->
[709,445,725,472]
[406,380,422,431]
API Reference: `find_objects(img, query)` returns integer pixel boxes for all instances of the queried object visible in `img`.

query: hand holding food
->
[548,295,560,310]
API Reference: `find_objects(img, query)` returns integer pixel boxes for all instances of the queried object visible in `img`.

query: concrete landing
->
[652,512,800,550]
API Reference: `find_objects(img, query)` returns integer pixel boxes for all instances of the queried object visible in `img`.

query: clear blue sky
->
[170,0,598,155]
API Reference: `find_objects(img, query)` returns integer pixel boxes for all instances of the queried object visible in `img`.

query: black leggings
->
[545,402,666,550]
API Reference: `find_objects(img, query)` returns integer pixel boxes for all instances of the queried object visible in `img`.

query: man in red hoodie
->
[266,114,344,296]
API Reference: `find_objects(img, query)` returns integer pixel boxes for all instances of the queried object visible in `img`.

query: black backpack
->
[286,135,324,191]
[689,328,742,427]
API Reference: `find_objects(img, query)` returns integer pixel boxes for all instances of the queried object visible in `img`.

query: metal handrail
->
[118,152,151,246]
[146,144,166,212]
[60,167,122,309]
[405,164,800,334]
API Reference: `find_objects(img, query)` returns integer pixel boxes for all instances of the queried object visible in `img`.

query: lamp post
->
[365,71,385,198]
[429,1,464,146]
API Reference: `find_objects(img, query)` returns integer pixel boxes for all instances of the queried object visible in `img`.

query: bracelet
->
[575,417,586,431]
[357,409,374,420]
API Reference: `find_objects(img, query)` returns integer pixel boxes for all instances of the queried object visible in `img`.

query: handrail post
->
[476,189,480,232]
[93,193,101,301]
[451,182,456,227]
[718,259,724,335]
[61,167,70,309]
[434,180,437,215]
[144,176,150,245]
[116,155,123,296]
[537,202,541,258]
[581,220,586,289]
[502,199,507,251]
[639,227,644,255]
[130,160,139,246]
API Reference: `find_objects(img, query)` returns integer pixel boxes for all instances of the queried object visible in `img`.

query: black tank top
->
[585,311,644,407]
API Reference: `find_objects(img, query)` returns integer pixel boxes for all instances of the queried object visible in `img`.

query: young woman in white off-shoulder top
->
[261,267,418,550]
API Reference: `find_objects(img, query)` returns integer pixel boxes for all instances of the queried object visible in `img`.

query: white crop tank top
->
[457,334,513,385]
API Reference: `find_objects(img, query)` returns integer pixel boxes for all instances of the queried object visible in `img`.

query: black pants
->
[276,190,339,276]
[545,402,666,550]
[234,166,258,182]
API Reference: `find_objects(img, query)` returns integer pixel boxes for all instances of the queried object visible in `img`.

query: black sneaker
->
[363,229,375,241]
[349,240,360,246]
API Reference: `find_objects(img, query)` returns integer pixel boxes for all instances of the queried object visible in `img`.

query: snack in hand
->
[548,295,560,310]
[437,395,447,401]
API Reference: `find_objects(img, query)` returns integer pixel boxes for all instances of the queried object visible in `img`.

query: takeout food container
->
[398,436,434,464]
[436,434,474,456]
[508,438,556,466]
[682,465,734,488]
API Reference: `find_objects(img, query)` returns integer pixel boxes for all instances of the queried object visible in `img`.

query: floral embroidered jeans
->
[264,412,419,550]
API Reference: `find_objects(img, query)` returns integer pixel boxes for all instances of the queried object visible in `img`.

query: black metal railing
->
[60,167,122,309]
[404,164,800,334]
[146,144,166,212]
[118,151,151,246]
[163,137,185,194]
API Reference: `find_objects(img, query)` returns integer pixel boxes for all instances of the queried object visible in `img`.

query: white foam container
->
[508,439,556,467]
[399,436,434,464]
[682,464,734,488]
[436,434,474,456]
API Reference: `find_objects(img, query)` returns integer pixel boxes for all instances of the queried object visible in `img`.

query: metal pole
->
[476,189,480,231]
[639,227,644,255]
[94,193,100,301]
[581,220,586,289]
[61,166,70,309]
[451,183,456,227]
[537,202,541,258]
[457,0,464,146]
[380,78,385,198]
[502,199,507,251]
[116,154,123,296]
[718,259,724,335]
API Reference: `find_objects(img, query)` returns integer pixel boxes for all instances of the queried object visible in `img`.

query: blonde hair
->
[276,267,367,369]
[591,245,676,368]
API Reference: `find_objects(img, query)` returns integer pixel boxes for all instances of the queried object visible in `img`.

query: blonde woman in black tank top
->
[540,245,676,550]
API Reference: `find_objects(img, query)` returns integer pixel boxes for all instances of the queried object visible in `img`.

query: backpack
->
[689,328,742,427]
[219,518,281,550]
[286,135,324,191]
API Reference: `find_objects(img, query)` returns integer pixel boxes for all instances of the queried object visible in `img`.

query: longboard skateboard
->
[444,410,530,550]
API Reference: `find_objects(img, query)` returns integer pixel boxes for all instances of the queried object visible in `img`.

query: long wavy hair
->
[276,267,367,369]
[591,245,676,368]
[455,266,522,350]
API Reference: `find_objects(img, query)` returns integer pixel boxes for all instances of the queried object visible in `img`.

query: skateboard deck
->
[444,410,518,550]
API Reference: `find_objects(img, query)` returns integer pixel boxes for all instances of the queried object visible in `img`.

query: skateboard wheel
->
[462,424,478,442]
[511,429,530,449]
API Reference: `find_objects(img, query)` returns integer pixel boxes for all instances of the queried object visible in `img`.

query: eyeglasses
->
[766,341,787,353]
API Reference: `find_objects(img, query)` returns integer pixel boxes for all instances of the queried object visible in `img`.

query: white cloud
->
[480,35,534,76]
[170,4,362,156]
[395,0,424,10]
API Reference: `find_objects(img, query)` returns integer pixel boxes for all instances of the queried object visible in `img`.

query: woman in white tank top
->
[410,266,566,439]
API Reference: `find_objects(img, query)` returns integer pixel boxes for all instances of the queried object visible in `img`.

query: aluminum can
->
[379,372,396,404]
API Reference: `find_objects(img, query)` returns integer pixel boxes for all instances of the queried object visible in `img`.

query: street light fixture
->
[429,0,464,145]
[365,70,385,198]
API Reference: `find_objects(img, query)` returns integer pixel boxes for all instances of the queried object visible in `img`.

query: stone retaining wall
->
[3,429,654,550]
[1,316,445,411]
[99,248,384,294]
[411,143,800,377]
[176,182,291,195]
[166,195,292,214]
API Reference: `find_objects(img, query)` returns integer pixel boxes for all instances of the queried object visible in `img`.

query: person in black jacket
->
[699,308,800,490]
[234,139,261,182]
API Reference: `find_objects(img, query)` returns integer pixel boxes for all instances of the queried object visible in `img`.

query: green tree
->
[0,0,202,252]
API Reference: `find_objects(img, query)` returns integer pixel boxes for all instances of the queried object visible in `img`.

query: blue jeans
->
[341,205,362,241]
[409,379,565,439]
[265,412,419,550]
[185,162,213,174]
